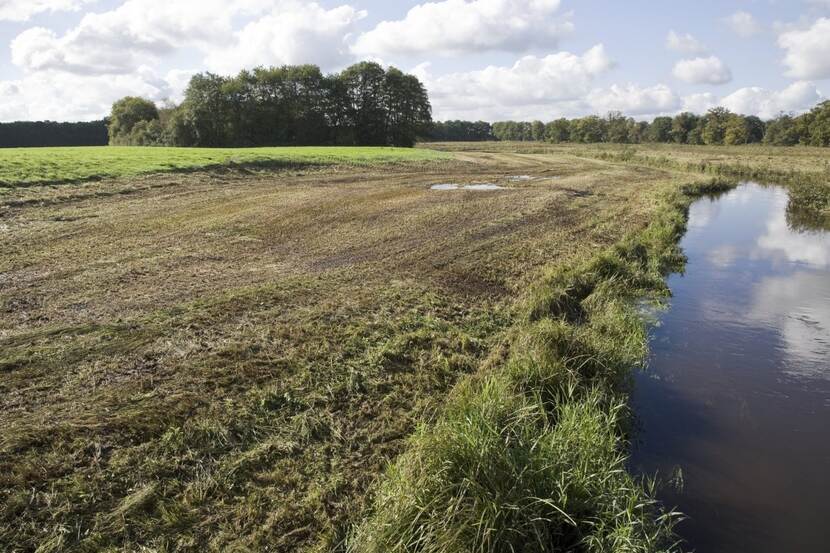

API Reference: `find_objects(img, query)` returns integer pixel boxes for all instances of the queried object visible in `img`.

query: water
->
[631,182,830,552]
[430,183,504,190]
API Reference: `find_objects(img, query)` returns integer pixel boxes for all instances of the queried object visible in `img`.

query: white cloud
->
[748,272,830,381]
[778,18,830,79]
[4,0,369,120]
[353,0,573,57]
[720,81,822,118]
[681,92,718,114]
[0,0,96,22]
[416,45,613,120]
[11,0,244,75]
[666,30,707,55]
[724,11,762,37]
[587,84,680,116]
[206,3,366,74]
[10,0,361,76]
[164,69,199,104]
[0,67,177,121]
[673,56,732,85]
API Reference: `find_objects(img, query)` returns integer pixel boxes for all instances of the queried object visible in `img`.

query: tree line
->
[0,120,108,148]
[426,120,495,141]
[108,62,432,148]
[434,101,830,147]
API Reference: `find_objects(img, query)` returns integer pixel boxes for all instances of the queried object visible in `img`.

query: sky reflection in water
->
[631,182,830,553]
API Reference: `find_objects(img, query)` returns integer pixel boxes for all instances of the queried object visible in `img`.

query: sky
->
[1,0,829,122]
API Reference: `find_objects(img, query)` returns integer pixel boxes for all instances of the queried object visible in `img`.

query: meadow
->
[0,146,448,187]
[1,143,828,552]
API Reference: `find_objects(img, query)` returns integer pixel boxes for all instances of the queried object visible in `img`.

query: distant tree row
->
[426,120,495,141]
[461,101,830,147]
[0,120,108,148]
[108,62,432,148]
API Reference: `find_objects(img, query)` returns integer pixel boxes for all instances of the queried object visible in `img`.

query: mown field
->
[1,144,828,552]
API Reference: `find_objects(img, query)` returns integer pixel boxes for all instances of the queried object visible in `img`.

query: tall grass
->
[347,180,722,553]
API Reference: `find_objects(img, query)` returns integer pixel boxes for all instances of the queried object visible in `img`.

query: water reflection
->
[757,207,830,267]
[632,182,830,553]
[748,272,830,380]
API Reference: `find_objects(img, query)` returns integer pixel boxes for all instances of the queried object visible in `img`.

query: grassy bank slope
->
[1,152,679,552]
[0,146,448,187]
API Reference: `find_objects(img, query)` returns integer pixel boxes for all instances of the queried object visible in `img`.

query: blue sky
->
[1,0,829,121]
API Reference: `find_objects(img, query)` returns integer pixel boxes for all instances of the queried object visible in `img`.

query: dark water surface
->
[631,183,830,552]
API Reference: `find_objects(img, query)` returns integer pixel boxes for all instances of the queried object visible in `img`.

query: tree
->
[571,116,607,143]
[545,119,571,143]
[108,97,159,145]
[0,121,108,148]
[531,120,546,142]
[805,100,830,147]
[606,111,631,143]
[427,121,493,141]
[493,121,526,141]
[702,107,732,145]
[339,62,387,145]
[648,117,673,143]
[152,61,431,148]
[177,73,231,147]
[627,120,649,144]
[763,113,800,146]
[382,67,432,147]
[687,117,706,145]
[671,112,699,144]
[724,115,749,145]
[127,120,165,146]
[744,115,765,143]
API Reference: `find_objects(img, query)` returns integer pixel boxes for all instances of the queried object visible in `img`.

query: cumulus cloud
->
[720,81,822,119]
[778,18,830,79]
[0,67,178,121]
[4,0,370,120]
[0,0,96,22]
[11,0,247,75]
[206,3,366,74]
[724,11,762,37]
[681,92,718,114]
[415,45,613,120]
[10,0,363,76]
[353,0,573,57]
[673,56,732,85]
[666,31,707,55]
[587,84,680,116]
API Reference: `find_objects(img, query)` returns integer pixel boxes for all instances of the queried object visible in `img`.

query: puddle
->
[430,183,505,191]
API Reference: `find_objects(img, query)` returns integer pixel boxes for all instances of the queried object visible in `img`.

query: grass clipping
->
[347,182,725,553]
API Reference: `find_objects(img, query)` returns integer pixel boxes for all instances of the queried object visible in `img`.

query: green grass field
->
[0,146,449,187]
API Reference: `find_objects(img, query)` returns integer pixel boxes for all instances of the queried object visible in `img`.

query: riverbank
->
[350,173,729,552]
[355,142,830,552]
